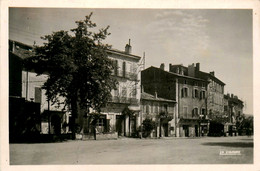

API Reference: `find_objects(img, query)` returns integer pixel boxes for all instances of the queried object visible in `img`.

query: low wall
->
[80,132,118,140]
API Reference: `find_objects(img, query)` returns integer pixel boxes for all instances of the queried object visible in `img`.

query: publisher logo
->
[220,150,241,155]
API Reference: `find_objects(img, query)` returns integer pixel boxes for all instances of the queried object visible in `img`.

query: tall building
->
[141,64,209,137]
[169,63,225,121]
[78,40,142,137]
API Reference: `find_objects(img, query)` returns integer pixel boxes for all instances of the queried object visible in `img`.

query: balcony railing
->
[111,70,138,81]
[180,114,208,120]
[159,111,174,120]
[109,96,139,105]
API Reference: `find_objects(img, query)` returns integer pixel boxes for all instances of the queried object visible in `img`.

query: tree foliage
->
[25,13,117,138]
[142,118,156,137]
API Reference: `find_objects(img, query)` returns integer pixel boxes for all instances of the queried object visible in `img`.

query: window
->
[192,108,199,117]
[194,81,198,86]
[154,103,159,113]
[146,104,150,114]
[200,90,206,99]
[181,87,188,97]
[224,105,228,111]
[114,85,119,96]
[194,89,199,98]
[113,60,118,76]
[150,103,153,113]
[164,104,168,113]
[34,87,42,103]
[201,108,206,118]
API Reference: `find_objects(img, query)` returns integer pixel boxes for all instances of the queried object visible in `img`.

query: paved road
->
[9,136,253,164]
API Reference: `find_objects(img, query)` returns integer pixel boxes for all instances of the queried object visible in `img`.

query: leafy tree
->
[237,115,253,135]
[25,13,117,139]
[142,118,156,137]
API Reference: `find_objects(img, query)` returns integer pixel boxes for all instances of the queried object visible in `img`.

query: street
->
[10,136,253,164]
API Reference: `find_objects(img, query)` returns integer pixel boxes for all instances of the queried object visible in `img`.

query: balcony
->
[109,96,139,105]
[159,112,174,120]
[112,70,138,81]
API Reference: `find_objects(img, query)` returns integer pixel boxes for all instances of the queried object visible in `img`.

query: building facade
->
[9,40,70,139]
[141,92,176,137]
[141,64,209,137]
[169,63,225,120]
[223,94,244,136]
[78,40,142,137]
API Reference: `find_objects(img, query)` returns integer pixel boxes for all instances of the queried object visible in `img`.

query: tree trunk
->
[71,96,78,140]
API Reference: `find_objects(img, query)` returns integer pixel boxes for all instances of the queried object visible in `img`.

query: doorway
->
[183,125,189,137]
[195,125,198,137]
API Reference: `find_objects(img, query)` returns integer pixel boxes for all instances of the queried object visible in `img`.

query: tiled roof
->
[141,92,176,103]
[147,66,207,82]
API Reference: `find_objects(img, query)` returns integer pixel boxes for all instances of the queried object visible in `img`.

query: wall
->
[178,78,207,119]
[141,99,176,137]
[21,71,70,134]
[207,79,225,117]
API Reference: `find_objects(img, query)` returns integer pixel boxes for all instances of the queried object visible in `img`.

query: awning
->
[128,105,140,111]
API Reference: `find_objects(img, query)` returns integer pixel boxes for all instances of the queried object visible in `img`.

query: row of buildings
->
[9,39,244,141]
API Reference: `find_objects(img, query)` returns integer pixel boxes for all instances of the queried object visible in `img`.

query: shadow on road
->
[240,138,253,141]
[202,142,253,148]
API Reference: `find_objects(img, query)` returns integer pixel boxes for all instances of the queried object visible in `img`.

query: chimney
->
[155,91,157,98]
[160,63,165,70]
[196,63,200,71]
[169,64,172,72]
[210,71,215,76]
[125,39,132,54]
[188,63,195,77]
[231,94,234,98]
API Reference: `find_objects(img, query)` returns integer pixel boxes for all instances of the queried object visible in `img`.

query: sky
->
[9,8,253,114]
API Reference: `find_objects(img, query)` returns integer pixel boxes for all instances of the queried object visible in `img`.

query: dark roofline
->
[224,94,243,104]
[141,92,176,103]
[199,70,225,85]
[169,62,225,85]
[106,48,141,60]
[146,66,208,82]
[9,39,33,49]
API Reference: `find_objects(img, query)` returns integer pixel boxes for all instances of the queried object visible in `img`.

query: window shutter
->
[114,60,118,76]
[122,61,126,78]
[35,87,42,103]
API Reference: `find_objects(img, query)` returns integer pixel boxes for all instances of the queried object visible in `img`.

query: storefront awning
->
[128,105,140,111]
